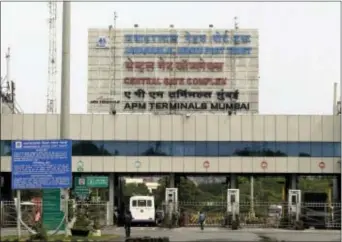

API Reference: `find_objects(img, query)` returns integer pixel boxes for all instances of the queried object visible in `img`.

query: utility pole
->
[46,0,57,114]
[60,1,71,139]
[60,1,71,236]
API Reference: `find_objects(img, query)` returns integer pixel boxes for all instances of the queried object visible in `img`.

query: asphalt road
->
[1,227,341,241]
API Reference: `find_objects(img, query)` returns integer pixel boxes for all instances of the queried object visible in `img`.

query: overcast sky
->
[1,2,340,114]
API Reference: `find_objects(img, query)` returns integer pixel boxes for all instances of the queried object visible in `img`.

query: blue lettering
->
[204,47,212,54]
[184,32,191,43]
[233,35,240,44]
[217,47,224,54]
[124,47,132,55]
[212,32,222,43]
[177,47,187,55]
[241,35,251,44]
[125,35,133,43]
[124,46,252,55]
[170,35,178,43]
[222,34,229,43]
[199,35,206,43]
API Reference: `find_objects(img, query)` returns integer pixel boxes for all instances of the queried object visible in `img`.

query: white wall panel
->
[333,116,341,142]
[103,116,115,140]
[34,114,46,139]
[310,116,323,141]
[46,115,59,139]
[183,116,195,141]
[70,115,82,139]
[264,116,275,141]
[160,115,172,140]
[0,157,11,171]
[149,115,160,140]
[298,116,311,141]
[275,116,287,141]
[126,115,138,140]
[230,116,242,141]
[171,116,184,140]
[322,116,334,141]
[114,115,127,139]
[218,117,230,141]
[241,115,252,141]
[252,115,264,141]
[91,115,104,140]
[80,115,92,140]
[1,115,12,140]
[138,115,149,140]
[206,115,219,141]
[287,116,299,141]
[23,114,35,139]
[195,116,206,140]
[11,115,23,139]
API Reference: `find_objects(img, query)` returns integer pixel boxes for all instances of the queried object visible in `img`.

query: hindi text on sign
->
[125,58,224,72]
[123,77,227,86]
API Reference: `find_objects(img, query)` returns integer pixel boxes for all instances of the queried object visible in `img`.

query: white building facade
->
[1,114,340,174]
[87,28,259,114]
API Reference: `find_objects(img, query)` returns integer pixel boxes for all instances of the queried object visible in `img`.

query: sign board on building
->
[11,140,72,190]
[87,28,259,114]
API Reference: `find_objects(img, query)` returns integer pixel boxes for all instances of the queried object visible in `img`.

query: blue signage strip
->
[11,140,72,190]
[124,33,252,44]
[124,46,252,55]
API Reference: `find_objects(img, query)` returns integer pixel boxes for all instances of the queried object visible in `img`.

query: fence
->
[0,200,114,230]
[171,201,341,229]
[1,200,340,230]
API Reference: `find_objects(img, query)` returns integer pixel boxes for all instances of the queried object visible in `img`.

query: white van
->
[129,196,155,225]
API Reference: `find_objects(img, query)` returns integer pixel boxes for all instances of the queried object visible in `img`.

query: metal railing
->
[166,201,341,229]
[0,201,114,229]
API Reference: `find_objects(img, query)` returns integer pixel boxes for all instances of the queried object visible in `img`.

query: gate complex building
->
[0,27,341,208]
[87,28,259,114]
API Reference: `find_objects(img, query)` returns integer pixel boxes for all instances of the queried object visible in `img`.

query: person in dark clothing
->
[124,209,133,237]
[198,211,205,230]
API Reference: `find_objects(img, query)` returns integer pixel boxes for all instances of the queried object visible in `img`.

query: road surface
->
[1,227,340,241]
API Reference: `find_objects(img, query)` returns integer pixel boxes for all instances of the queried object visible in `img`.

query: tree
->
[123,183,150,197]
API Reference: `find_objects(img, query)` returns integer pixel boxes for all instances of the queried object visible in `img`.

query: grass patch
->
[0,233,120,242]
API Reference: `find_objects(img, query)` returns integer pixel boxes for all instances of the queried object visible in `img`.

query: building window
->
[0,140,340,157]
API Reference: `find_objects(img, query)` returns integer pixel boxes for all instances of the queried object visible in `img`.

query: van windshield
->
[132,199,153,207]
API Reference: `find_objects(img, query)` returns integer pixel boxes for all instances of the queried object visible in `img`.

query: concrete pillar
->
[337,175,341,201]
[332,176,339,202]
[107,173,115,225]
[169,173,175,188]
[227,174,238,189]
[285,174,298,201]
[290,174,298,190]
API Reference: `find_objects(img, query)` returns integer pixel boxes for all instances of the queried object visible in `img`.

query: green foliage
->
[88,201,102,230]
[30,221,48,241]
[123,183,151,197]
[154,175,332,207]
[73,202,91,231]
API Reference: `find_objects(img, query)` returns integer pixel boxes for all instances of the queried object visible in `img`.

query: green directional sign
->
[86,176,108,188]
[42,189,65,230]
[73,176,90,199]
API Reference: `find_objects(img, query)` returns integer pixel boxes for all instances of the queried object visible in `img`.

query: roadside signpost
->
[73,176,108,202]
[11,140,72,234]
[73,176,90,199]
